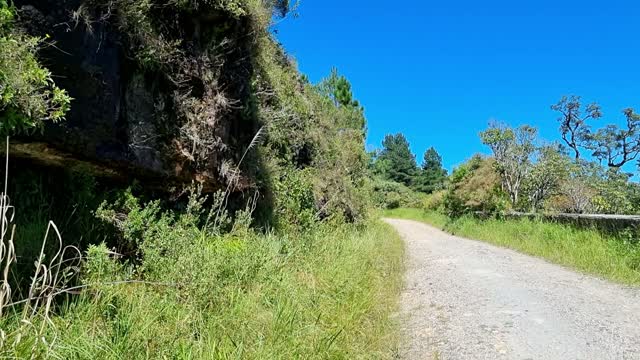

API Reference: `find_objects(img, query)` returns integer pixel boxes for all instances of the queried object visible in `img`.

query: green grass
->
[1,219,404,359]
[385,208,640,286]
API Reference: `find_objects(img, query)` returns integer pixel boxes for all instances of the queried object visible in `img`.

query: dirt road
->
[385,218,640,360]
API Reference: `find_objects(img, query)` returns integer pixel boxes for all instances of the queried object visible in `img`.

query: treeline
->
[368,133,448,208]
[383,96,640,287]
[374,95,640,217]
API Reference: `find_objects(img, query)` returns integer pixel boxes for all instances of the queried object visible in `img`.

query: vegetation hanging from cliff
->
[63,0,370,224]
[0,0,70,134]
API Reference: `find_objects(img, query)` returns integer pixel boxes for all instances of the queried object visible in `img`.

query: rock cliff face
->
[14,0,259,190]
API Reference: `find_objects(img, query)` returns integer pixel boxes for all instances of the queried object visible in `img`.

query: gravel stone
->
[385,218,640,360]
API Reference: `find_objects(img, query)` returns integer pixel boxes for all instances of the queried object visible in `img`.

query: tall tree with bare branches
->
[588,108,640,168]
[551,95,602,161]
[524,145,571,211]
[480,123,537,207]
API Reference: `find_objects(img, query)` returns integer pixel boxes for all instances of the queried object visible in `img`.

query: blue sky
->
[276,0,639,171]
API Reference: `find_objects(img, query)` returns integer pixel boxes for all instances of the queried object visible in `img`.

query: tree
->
[413,147,447,193]
[588,108,640,168]
[318,68,365,131]
[444,155,504,217]
[270,0,293,17]
[591,168,637,214]
[0,0,71,134]
[369,149,391,177]
[480,123,537,208]
[546,160,635,214]
[329,69,356,108]
[524,145,570,211]
[377,133,417,186]
[560,177,595,214]
[551,95,602,160]
[422,147,443,171]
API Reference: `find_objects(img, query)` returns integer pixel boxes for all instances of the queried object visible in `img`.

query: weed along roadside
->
[0,149,406,359]
[0,165,406,357]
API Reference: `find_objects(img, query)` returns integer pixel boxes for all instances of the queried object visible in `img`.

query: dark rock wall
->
[18,1,128,162]
[13,1,258,190]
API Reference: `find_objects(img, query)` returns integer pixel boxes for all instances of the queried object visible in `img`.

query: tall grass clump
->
[45,199,403,358]
[386,208,640,285]
[0,179,404,358]
[0,138,86,357]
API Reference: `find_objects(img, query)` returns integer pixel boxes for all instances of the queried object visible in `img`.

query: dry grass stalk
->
[0,137,82,354]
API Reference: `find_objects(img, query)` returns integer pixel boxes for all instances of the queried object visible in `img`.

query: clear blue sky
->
[276,0,639,171]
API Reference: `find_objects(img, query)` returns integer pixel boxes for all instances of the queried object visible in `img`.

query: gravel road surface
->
[385,218,640,360]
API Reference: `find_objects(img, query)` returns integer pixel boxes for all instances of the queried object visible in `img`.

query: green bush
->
[444,155,507,217]
[0,0,71,133]
[1,191,404,359]
[270,168,318,230]
[370,177,425,210]
[422,190,446,211]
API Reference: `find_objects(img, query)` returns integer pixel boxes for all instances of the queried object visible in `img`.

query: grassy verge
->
[384,208,640,286]
[2,215,404,359]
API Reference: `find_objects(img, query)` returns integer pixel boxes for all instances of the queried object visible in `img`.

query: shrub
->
[272,168,317,231]
[0,187,403,358]
[370,177,425,209]
[444,155,507,217]
[255,38,370,223]
[0,0,71,133]
[423,190,446,211]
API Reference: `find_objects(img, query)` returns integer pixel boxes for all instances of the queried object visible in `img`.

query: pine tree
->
[414,147,447,193]
[378,133,417,186]
[319,68,365,131]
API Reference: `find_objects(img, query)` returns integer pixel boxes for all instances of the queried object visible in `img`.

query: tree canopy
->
[376,133,417,186]
[319,68,365,132]
[588,108,640,168]
[480,123,537,207]
[551,95,601,161]
[413,147,447,194]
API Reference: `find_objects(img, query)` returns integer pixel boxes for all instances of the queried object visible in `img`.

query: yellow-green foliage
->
[371,177,426,210]
[1,196,404,359]
[272,168,318,231]
[422,190,446,211]
[444,155,507,216]
[0,0,71,133]
[383,207,448,229]
[254,34,370,222]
